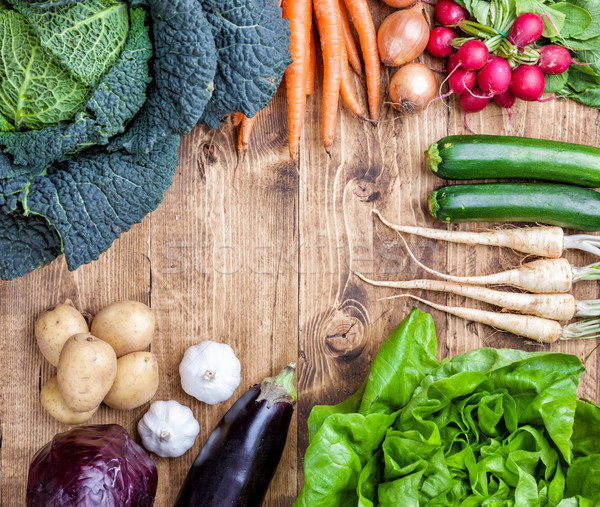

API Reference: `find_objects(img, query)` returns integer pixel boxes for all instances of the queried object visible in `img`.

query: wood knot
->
[353,179,379,202]
[202,143,217,164]
[324,315,365,360]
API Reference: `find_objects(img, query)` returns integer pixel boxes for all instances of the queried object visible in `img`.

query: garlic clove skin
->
[138,400,200,458]
[179,341,242,405]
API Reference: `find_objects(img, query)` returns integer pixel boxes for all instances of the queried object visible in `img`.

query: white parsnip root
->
[354,273,577,321]
[399,295,600,343]
[371,209,565,258]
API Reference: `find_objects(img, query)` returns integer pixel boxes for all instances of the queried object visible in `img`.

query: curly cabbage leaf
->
[296,308,600,507]
[199,0,290,128]
[13,0,130,87]
[0,11,90,129]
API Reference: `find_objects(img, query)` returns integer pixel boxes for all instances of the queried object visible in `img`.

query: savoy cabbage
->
[0,0,290,280]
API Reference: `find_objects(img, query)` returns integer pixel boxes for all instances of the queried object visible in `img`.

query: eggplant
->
[174,363,297,507]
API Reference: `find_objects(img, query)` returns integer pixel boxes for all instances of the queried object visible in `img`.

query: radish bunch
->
[427,0,578,132]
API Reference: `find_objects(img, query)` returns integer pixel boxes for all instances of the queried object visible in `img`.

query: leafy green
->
[552,2,591,38]
[296,309,600,506]
[516,0,565,37]
[14,0,130,87]
[0,11,90,129]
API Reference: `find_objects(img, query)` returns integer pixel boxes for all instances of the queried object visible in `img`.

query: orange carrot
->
[306,28,316,96]
[314,0,342,152]
[343,0,380,121]
[338,0,362,76]
[339,40,365,118]
[238,114,257,156]
[283,0,313,161]
[231,112,244,127]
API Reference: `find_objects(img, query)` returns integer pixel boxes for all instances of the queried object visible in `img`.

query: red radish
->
[447,51,460,72]
[508,12,544,48]
[434,0,468,26]
[427,27,455,58]
[477,56,512,95]
[460,86,490,133]
[510,65,545,101]
[456,40,489,70]
[494,89,516,109]
[537,45,571,75]
[448,68,476,94]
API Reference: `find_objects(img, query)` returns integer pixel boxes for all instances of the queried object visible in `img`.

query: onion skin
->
[389,63,437,114]
[378,4,429,67]
[382,0,416,7]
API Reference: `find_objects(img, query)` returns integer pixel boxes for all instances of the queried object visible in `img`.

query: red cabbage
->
[27,424,157,506]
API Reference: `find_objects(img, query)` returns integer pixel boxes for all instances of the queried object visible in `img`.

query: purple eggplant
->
[174,363,297,507]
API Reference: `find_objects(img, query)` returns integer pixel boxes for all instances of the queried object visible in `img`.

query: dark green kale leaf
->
[199,0,291,128]
[112,0,218,154]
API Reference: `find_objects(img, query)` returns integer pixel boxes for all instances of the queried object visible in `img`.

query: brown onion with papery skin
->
[389,63,437,114]
[377,4,429,67]
[382,0,417,8]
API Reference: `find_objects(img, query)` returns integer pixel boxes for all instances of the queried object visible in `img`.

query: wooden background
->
[1,3,600,504]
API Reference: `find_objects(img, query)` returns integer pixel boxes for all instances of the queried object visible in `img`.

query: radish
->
[510,65,545,101]
[507,12,544,49]
[537,45,571,75]
[456,39,489,71]
[477,56,512,95]
[355,273,598,321]
[372,209,600,258]
[447,51,460,72]
[494,89,516,109]
[427,27,455,59]
[459,86,489,133]
[434,0,468,27]
[391,294,600,343]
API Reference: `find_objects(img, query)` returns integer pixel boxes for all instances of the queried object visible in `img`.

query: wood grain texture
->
[1,2,600,504]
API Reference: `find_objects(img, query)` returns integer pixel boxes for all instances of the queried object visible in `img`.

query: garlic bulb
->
[179,341,242,405]
[138,400,200,458]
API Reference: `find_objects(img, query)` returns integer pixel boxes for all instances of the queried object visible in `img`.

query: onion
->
[378,4,429,67]
[382,0,417,8]
[389,63,437,114]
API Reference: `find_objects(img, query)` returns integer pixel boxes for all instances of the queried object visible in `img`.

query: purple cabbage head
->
[27,424,158,506]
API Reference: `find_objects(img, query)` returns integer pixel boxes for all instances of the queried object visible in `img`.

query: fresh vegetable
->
[434,0,468,26]
[345,0,380,121]
[35,300,88,367]
[138,400,200,458]
[371,208,600,258]
[476,56,512,95]
[103,351,159,410]
[314,0,342,152]
[57,333,117,412]
[494,88,516,109]
[389,63,438,114]
[455,39,489,70]
[338,0,361,76]
[179,340,242,405]
[427,135,600,187]
[429,182,600,231]
[91,300,155,357]
[459,86,490,132]
[27,424,158,506]
[0,0,290,281]
[237,114,258,159]
[537,45,572,75]
[510,64,546,101]
[40,376,99,425]
[307,29,316,95]
[295,308,600,505]
[356,273,588,320]
[283,0,312,161]
[383,0,417,8]
[175,364,297,507]
[340,40,366,118]
[427,27,455,59]
[377,4,429,67]
[507,12,545,49]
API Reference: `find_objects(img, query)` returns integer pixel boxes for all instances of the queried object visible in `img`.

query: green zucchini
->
[428,182,600,231]
[426,135,600,187]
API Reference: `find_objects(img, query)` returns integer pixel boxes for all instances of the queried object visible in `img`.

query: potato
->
[35,301,89,366]
[103,352,159,410]
[40,376,98,424]
[57,333,117,412]
[91,301,155,357]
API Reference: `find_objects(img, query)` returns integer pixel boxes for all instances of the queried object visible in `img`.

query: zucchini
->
[428,182,600,231]
[426,135,600,187]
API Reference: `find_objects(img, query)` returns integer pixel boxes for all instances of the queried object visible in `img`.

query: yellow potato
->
[91,301,155,357]
[57,333,117,412]
[35,301,89,366]
[40,376,98,424]
[103,352,159,410]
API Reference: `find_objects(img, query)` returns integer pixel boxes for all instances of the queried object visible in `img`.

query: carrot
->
[355,273,578,321]
[343,0,380,121]
[338,0,362,76]
[306,28,316,96]
[398,294,600,343]
[314,0,342,152]
[283,0,313,161]
[231,112,244,127]
[237,114,258,157]
[339,39,365,118]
